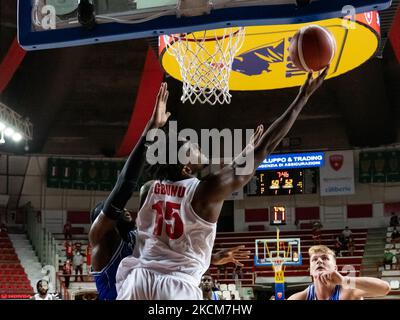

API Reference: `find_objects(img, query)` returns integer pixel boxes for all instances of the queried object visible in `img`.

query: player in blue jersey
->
[288,245,390,300]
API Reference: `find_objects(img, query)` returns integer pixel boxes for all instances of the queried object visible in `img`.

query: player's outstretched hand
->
[243,125,264,155]
[212,245,251,267]
[300,66,329,99]
[150,82,171,129]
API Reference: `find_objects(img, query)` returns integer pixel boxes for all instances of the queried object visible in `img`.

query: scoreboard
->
[248,168,317,196]
[270,206,286,225]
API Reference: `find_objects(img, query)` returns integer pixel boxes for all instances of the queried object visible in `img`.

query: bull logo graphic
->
[232,39,285,76]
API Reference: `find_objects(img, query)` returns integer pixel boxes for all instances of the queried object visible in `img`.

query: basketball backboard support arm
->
[18,0,392,50]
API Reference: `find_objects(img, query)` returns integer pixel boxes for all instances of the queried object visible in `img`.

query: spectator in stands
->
[74,241,82,251]
[65,241,73,260]
[216,264,228,280]
[391,227,400,244]
[200,273,220,300]
[342,226,353,242]
[384,250,396,270]
[31,280,60,300]
[62,259,72,288]
[288,245,390,300]
[390,212,399,227]
[346,237,355,256]
[73,249,84,282]
[232,264,244,280]
[85,243,92,270]
[63,220,72,240]
[312,221,323,245]
[334,235,345,257]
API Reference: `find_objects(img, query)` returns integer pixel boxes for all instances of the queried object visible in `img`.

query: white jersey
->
[31,293,56,300]
[116,178,216,296]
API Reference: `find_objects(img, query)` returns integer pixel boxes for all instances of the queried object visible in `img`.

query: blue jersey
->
[211,291,220,300]
[306,284,341,300]
[92,230,136,300]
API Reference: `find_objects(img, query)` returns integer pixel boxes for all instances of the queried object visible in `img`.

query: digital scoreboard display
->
[270,206,286,225]
[249,168,317,196]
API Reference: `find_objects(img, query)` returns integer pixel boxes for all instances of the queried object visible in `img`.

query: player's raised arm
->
[193,69,328,223]
[89,83,171,246]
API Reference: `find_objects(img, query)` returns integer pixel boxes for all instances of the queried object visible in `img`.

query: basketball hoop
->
[163,27,245,105]
[271,257,285,272]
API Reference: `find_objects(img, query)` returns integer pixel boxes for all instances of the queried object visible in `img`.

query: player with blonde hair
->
[288,245,390,300]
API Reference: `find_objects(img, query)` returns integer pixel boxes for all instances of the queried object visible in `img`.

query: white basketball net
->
[271,257,285,272]
[164,27,245,105]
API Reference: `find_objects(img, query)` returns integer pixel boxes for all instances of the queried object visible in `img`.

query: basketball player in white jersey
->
[288,245,390,300]
[116,68,330,300]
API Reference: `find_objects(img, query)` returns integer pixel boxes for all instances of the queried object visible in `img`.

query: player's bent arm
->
[346,276,391,299]
[287,289,308,300]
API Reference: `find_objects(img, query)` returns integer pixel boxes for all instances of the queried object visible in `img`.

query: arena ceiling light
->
[0,102,33,146]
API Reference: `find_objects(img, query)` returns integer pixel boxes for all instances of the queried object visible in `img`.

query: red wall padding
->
[0,38,26,93]
[389,3,400,63]
[384,202,400,215]
[116,48,164,157]
[245,209,269,222]
[295,207,320,221]
[347,204,373,218]
[67,211,90,224]
[248,225,266,231]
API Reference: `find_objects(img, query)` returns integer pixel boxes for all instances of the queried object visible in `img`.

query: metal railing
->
[25,205,61,295]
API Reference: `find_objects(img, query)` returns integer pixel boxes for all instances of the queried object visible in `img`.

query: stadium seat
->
[222,290,231,300]
[219,284,228,291]
[231,290,240,300]
[227,283,236,291]
[390,280,400,290]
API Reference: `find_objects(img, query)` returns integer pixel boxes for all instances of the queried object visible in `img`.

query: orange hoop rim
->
[166,27,244,43]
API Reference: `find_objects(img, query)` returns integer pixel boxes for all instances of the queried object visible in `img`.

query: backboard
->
[254,238,302,267]
[18,0,392,50]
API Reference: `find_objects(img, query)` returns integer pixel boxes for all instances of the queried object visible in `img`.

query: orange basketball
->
[289,25,336,72]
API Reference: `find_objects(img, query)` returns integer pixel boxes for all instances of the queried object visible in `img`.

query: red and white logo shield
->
[329,154,344,171]
[277,292,283,299]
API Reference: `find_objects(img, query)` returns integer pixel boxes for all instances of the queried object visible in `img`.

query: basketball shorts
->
[117,267,202,300]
